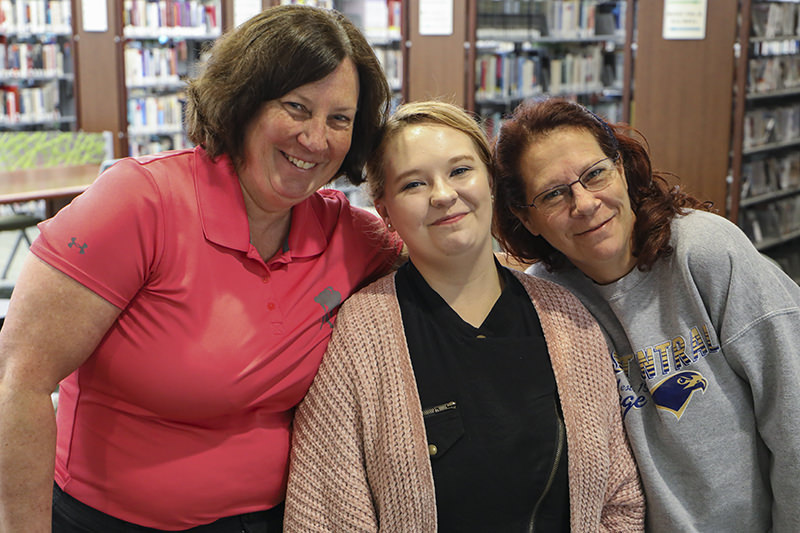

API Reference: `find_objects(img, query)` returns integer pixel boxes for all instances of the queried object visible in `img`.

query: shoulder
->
[89,149,202,206]
[306,189,389,234]
[306,190,402,267]
[320,274,402,378]
[115,148,199,182]
[668,209,772,277]
[308,188,363,219]
[512,267,571,298]
[524,261,591,296]
[335,274,398,327]
[509,268,599,329]
[671,209,753,254]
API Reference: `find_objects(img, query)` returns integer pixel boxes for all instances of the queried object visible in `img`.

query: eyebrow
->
[537,155,609,190]
[285,91,358,115]
[391,153,478,183]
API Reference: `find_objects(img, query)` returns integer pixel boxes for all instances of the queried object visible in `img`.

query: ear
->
[374,200,393,230]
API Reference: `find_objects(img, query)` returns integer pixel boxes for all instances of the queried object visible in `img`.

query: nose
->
[430,178,457,207]
[298,117,328,152]
[569,182,600,215]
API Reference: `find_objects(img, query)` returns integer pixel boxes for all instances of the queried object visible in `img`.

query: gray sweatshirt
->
[528,209,800,532]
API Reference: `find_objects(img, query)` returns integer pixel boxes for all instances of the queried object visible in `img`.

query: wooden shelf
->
[740,186,800,208]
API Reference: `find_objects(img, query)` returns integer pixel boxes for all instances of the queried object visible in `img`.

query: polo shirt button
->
[267,302,276,310]
[428,444,438,456]
[262,276,269,283]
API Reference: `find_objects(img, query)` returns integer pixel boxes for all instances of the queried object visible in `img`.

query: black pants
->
[52,483,283,533]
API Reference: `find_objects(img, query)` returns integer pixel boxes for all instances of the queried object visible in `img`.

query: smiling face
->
[375,124,494,267]
[237,58,359,217]
[517,127,637,284]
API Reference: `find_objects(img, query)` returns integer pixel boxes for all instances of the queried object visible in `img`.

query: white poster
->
[419,0,453,36]
[234,0,263,28]
[663,0,707,40]
[81,0,108,32]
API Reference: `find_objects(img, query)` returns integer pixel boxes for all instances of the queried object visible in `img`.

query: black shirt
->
[396,262,570,532]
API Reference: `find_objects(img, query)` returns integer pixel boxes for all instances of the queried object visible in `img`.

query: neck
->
[247,208,292,262]
[412,247,502,328]
[583,255,638,285]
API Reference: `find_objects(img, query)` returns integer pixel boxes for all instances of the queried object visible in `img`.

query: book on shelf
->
[743,104,800,149]
[740,195,800,246]
[0,0,71,33]
[475,41,614,102]
[0,38,70,79]
[128,133,188,157]
[475,50,543,102]
[748,55,800,95]
[123,0,221,36]
[338,0,402,42]
[751,2,798,39]
[742,152,800,200]
[475,0,625,40]
[373,47,402,90]
[125,41,181,86]
[1,85,20,122]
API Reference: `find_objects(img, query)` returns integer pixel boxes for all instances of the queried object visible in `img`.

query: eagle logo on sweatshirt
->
[650,370,708,420]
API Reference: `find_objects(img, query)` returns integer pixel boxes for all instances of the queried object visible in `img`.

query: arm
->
[517,271,644,531]
[688,214,800,530]
[587,308,644,532]
[284,321,378,533]
[725,302,800,531]
[599,408,645,532]
[0,255,120,532]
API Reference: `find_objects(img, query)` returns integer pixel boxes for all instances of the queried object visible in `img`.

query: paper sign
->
[82,0,108,32]
[234,0,263,28]
[419,0,453,36]
[663,0,707,40]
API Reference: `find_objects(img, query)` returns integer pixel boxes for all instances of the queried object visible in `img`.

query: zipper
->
[528,397,566,533]
[422,401,457,418]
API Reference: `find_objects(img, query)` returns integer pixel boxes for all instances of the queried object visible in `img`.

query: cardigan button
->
[428,444,438,456]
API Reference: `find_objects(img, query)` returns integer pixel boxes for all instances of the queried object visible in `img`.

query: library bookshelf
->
[70,0,225,158]
[275,0,407,110]
[469,0,632,138]
[73,0,406,158]
[0,0,76,131]
[730,0,800,280]
[122,0,222,156]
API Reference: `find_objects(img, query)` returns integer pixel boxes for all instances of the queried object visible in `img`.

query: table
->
[0,163,100,216]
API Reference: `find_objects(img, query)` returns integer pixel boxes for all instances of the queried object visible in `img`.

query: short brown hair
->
[185,4,391,185]
[492,98,713,271]
[365,100,494,201]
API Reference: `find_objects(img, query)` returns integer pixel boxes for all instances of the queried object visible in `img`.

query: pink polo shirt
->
[31,147,401,529]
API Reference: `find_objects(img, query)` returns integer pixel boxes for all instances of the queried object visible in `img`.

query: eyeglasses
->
[518,153,620,213]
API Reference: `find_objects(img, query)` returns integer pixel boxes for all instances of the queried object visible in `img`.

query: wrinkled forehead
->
[521,128,605,181]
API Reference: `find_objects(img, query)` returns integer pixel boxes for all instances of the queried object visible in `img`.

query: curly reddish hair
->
[492,98,714,272]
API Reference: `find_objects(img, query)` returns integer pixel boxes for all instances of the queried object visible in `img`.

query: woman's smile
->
[432,212,468,226]
[283,152,318,170]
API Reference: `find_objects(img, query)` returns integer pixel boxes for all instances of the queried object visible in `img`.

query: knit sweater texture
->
[284,269,645,532]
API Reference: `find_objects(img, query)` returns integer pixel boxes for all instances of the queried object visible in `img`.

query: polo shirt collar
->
[283,193,327,259]
[194,147,329,259]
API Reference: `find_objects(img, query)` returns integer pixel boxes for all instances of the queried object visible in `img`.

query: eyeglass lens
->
[530,156,617,210]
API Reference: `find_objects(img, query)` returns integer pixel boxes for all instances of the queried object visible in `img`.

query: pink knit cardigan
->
[285,270,644,532]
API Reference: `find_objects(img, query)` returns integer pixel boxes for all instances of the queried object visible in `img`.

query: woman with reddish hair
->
[492,97,800,533]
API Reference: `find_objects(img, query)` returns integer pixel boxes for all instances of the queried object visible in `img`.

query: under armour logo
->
[68,237,87,254]
[314,286,342,329]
